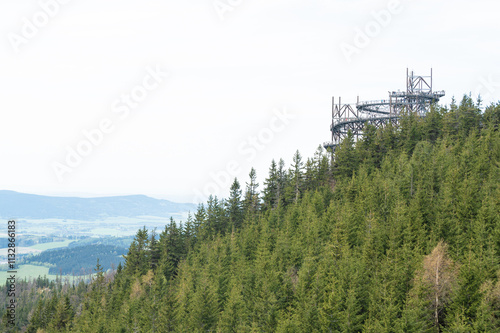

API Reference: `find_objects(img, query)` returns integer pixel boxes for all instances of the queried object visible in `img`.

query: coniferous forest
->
[5,96,500,332]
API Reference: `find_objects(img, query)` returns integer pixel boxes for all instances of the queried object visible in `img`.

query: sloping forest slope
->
[11,96,500,332]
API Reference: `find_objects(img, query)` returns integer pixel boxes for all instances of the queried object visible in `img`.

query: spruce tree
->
[227,178,244,230]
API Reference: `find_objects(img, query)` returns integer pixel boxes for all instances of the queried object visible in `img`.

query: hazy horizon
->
[1,0,499,203]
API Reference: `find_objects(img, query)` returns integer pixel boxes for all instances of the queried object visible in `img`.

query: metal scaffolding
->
[323,69,445,153]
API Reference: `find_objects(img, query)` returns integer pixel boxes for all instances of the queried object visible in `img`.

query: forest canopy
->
[6,96,500,332]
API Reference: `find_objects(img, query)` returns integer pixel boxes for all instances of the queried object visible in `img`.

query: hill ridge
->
[0,190,196,220]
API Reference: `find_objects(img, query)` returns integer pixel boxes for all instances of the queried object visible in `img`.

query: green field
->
[0,265,59,285]
[29,239,73,251]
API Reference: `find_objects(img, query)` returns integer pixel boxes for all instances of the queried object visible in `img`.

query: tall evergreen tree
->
[289,150,304,203]
[263,159,279,210]
[227,178,244,230]
[243,167,260,213]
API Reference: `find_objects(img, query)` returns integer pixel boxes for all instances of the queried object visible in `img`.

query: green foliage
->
[22,244,126,275]
[20,97,500,332]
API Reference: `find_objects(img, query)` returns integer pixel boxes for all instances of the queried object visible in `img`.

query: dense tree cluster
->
[6,96,500,332]
[21,244,126,275]
[1,276,90,331]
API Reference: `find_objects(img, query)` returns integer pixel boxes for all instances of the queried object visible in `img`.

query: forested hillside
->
[8,96,500,332]
[20,244,126,275]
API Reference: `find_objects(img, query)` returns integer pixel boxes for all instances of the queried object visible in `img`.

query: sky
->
[0,0,499,204]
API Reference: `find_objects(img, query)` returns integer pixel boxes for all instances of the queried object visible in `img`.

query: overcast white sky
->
[0,0,499,203]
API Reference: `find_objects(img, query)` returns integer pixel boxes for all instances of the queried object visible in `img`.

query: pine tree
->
[124,227,150,276]
[263,159,279,210]
[334,130,358,180]
[158,219,184,280]
[193,203,207,242]
[188,270,219,332]
[149,228,161,271]
[183,213,197,250]
[286,150,303,204]
[227,178,244,230]
[276,158,288,205]
[205,195,227,235]
[218,280,247,332]
[446,249,484,325]
[243,168,260,213]
[48,295,73,331]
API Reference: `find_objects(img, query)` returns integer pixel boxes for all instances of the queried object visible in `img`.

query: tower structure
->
[323,69,445,152]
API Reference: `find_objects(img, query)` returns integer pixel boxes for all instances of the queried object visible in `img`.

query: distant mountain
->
[0,190,196,220]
